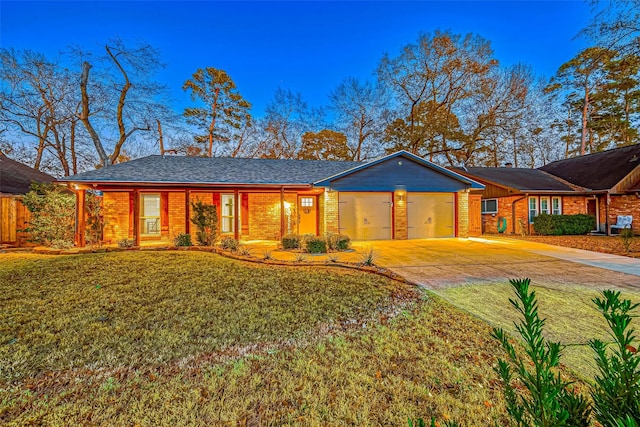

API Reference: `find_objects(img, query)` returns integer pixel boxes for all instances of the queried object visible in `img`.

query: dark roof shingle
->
[539,144,640,190]
[459,167,575,192]
[0,155,55,194]
[62,155,364,185]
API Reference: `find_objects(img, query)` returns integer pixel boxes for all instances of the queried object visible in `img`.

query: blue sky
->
[1,1,592,117]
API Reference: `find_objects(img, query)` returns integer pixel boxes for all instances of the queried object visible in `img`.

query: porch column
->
[280,187,285,239]
[234,190,239,241]
[185,190,191,235]
[132,190,140,246]
[75,189,86,247]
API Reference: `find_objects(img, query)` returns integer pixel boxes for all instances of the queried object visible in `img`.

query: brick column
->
[394,191,407,240]
[457,191,469,238]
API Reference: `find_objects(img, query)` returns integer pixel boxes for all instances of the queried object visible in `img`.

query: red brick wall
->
[102,192,130,243]
[245,193,298,240]
[561,196,587,215]
[168,192,186,239]
[608,195,640,233]
[482,195,528,235]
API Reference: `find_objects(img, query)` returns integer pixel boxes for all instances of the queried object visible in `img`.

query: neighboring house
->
[59,151,485,247]
[455,144,640,235]
[0,154,55,245]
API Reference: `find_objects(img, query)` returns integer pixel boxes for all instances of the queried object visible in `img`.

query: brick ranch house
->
[455,144,640,235]
[0,154,54,246]
[59,151,485,247]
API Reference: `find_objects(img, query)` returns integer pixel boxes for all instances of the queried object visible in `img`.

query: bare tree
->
[329,77,387,160]
[78,39,169,167]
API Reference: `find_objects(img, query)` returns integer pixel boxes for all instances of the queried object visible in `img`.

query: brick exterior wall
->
[102,192,130,243]
[245,193,298,240]
[394,191,408,240]
[608,194,640,233]
[168,192,186,239]
[482,195,528,235]
[482,195,592,235]
[322,190,340,235]
[561,196,587,215]
[457,191,469,238]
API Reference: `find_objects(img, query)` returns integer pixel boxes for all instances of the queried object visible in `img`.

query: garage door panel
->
[407,193,454,238]
[339,193,392,240]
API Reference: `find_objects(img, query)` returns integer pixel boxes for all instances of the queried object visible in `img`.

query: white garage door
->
[407,193,455,238]
[339,192,392,240]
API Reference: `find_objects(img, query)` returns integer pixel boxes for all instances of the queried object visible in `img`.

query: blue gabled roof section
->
[314,150,484,191]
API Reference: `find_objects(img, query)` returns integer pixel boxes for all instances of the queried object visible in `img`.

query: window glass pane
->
[301,197,313,207]
[142,194,160,217]
[540,197,549,214]
[529,197,538,223]
[552,197,561,215]
[221,194,235,233]
[481,199,497,214]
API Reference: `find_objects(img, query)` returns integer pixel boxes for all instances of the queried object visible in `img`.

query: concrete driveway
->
[350,237,640,290]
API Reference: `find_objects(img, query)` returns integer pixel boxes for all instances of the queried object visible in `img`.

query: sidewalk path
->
[473,237,640,277]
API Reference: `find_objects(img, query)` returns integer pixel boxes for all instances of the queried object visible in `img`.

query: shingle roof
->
[0,155,55,194]
[61,155,364,186]
[459,167,575,192]
[539,144,640,190]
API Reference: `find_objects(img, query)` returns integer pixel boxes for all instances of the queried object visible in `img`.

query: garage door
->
[407,193,455,238]
[339,192,392,240]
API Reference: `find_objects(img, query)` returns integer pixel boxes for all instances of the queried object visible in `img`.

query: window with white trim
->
[552,197,562,215]
[221,194,235,233]
[540,196,550,215]
[528,197,538,223]
[481,199,498,214]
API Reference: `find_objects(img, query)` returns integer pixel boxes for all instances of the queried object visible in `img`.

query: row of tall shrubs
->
[281,233,351,254]
[533,213,595,235]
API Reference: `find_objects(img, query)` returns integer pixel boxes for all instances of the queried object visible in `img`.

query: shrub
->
[327,233,350,251]
[492,278,592,425]
[533,213,595,236]
[220,236,239,252]
[50,239,74,250]
[190,200,218,246]
[21,183,75,247]
[304,236,327,253]
[589,290,640,425]
[620,227,634,253]
[282,233,300,249]
[360,247,376,266]
[532,213,556,235]
[85,191,103,247]
[174,233,192,247]
[118,238,135,248]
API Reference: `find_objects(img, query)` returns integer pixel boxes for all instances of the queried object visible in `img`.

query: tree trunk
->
[580,85,589,156]
[79,61,109,167]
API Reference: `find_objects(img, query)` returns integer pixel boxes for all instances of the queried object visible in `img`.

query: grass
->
[0,251,513,425]
[437,281,640,380]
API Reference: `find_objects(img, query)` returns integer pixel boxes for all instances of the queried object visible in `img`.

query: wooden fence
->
[0,196,31,246]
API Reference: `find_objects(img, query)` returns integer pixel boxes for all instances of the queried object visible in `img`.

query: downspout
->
[605,192,611,235]
[511,194,528,235]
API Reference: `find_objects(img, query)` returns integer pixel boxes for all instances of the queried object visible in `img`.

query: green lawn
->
[437,281,640,380]
[0,251,511,425]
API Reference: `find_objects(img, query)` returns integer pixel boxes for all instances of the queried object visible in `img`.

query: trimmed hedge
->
[282,234,301,249]
[533,213,595,236]
[305,236,327,254]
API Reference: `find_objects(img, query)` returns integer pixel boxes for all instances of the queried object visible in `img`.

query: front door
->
[298,196,317,235]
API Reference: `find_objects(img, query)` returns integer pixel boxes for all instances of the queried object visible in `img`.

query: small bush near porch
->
[0,251,514,425]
